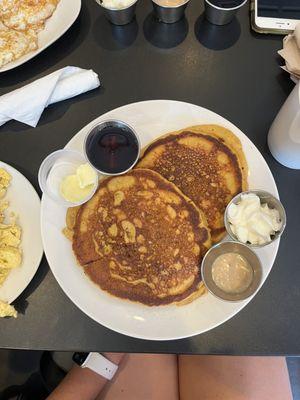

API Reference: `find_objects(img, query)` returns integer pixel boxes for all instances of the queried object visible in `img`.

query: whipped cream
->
[98,0,135,10]
[227,193,282,245]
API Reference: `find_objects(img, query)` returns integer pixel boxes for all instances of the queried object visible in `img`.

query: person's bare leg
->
[179,356,292,400]
[97,354,179,400]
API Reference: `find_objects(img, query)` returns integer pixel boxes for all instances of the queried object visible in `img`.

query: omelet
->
[1,0,59,31]
[0,27,37,68]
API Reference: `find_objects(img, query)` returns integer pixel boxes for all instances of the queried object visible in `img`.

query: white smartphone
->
[254,0,300,33]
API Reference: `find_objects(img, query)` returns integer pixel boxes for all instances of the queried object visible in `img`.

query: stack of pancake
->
[66,125,248,306]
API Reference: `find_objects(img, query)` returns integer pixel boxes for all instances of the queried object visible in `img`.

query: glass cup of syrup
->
[84,120,141,175]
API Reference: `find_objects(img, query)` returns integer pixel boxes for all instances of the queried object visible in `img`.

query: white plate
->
[0,0,82,73]
[0,162,43,304]
[41,100,280,341]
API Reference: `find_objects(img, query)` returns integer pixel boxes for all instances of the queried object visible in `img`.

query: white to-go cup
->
[268,81,300,170]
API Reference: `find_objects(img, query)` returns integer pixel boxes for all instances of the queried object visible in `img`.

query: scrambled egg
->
[0,168,11,198]
[0,224,21,247]
[0,267,9,286]
[0,200,8,222]
[0,300,17,318]
[0,168,22,318]
[0,245,22,269]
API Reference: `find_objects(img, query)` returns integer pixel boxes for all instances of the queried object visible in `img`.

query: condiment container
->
[84,119,141,176]
[204,0,247,26]
[224,190,286,248]
[38,149,98,207]
[152,0,190,24]
[95,0,138,25]
[201,241,262,302]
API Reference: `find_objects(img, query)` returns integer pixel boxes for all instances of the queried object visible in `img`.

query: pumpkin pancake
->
[70,169,211,306]
[137,125,248,243]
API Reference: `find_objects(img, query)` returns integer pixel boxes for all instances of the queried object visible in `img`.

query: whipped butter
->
[60,163,96,203]
[227,193,282,245]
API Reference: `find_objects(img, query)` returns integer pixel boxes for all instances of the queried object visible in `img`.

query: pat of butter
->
[228,193,282,245]
[77,163,96,189]
[60,163,96,203]
[0,300,17,318]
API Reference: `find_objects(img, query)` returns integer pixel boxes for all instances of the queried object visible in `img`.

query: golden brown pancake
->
[137,125,248,243]
[71,169,211,306]
[63,206,80,241]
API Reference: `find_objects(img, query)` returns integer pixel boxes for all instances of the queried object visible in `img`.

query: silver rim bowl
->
[224,190,287,248]
[201,241,262,302]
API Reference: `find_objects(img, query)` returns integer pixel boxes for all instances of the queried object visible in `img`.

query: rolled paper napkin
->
[0,66,100,127]
[278,23,300,82]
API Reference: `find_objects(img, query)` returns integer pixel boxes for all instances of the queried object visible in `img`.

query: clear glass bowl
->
[38,149,99,207]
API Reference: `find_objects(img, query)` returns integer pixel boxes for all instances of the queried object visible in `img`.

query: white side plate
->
[0,0,82,73]
[0,162,43,303]
[41,100,280,341]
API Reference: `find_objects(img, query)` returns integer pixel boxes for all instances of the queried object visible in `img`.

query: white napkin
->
[278,23,300,82]
[0,66,100,127]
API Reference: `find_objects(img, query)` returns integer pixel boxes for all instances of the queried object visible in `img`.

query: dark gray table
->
[0,0,299,355]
